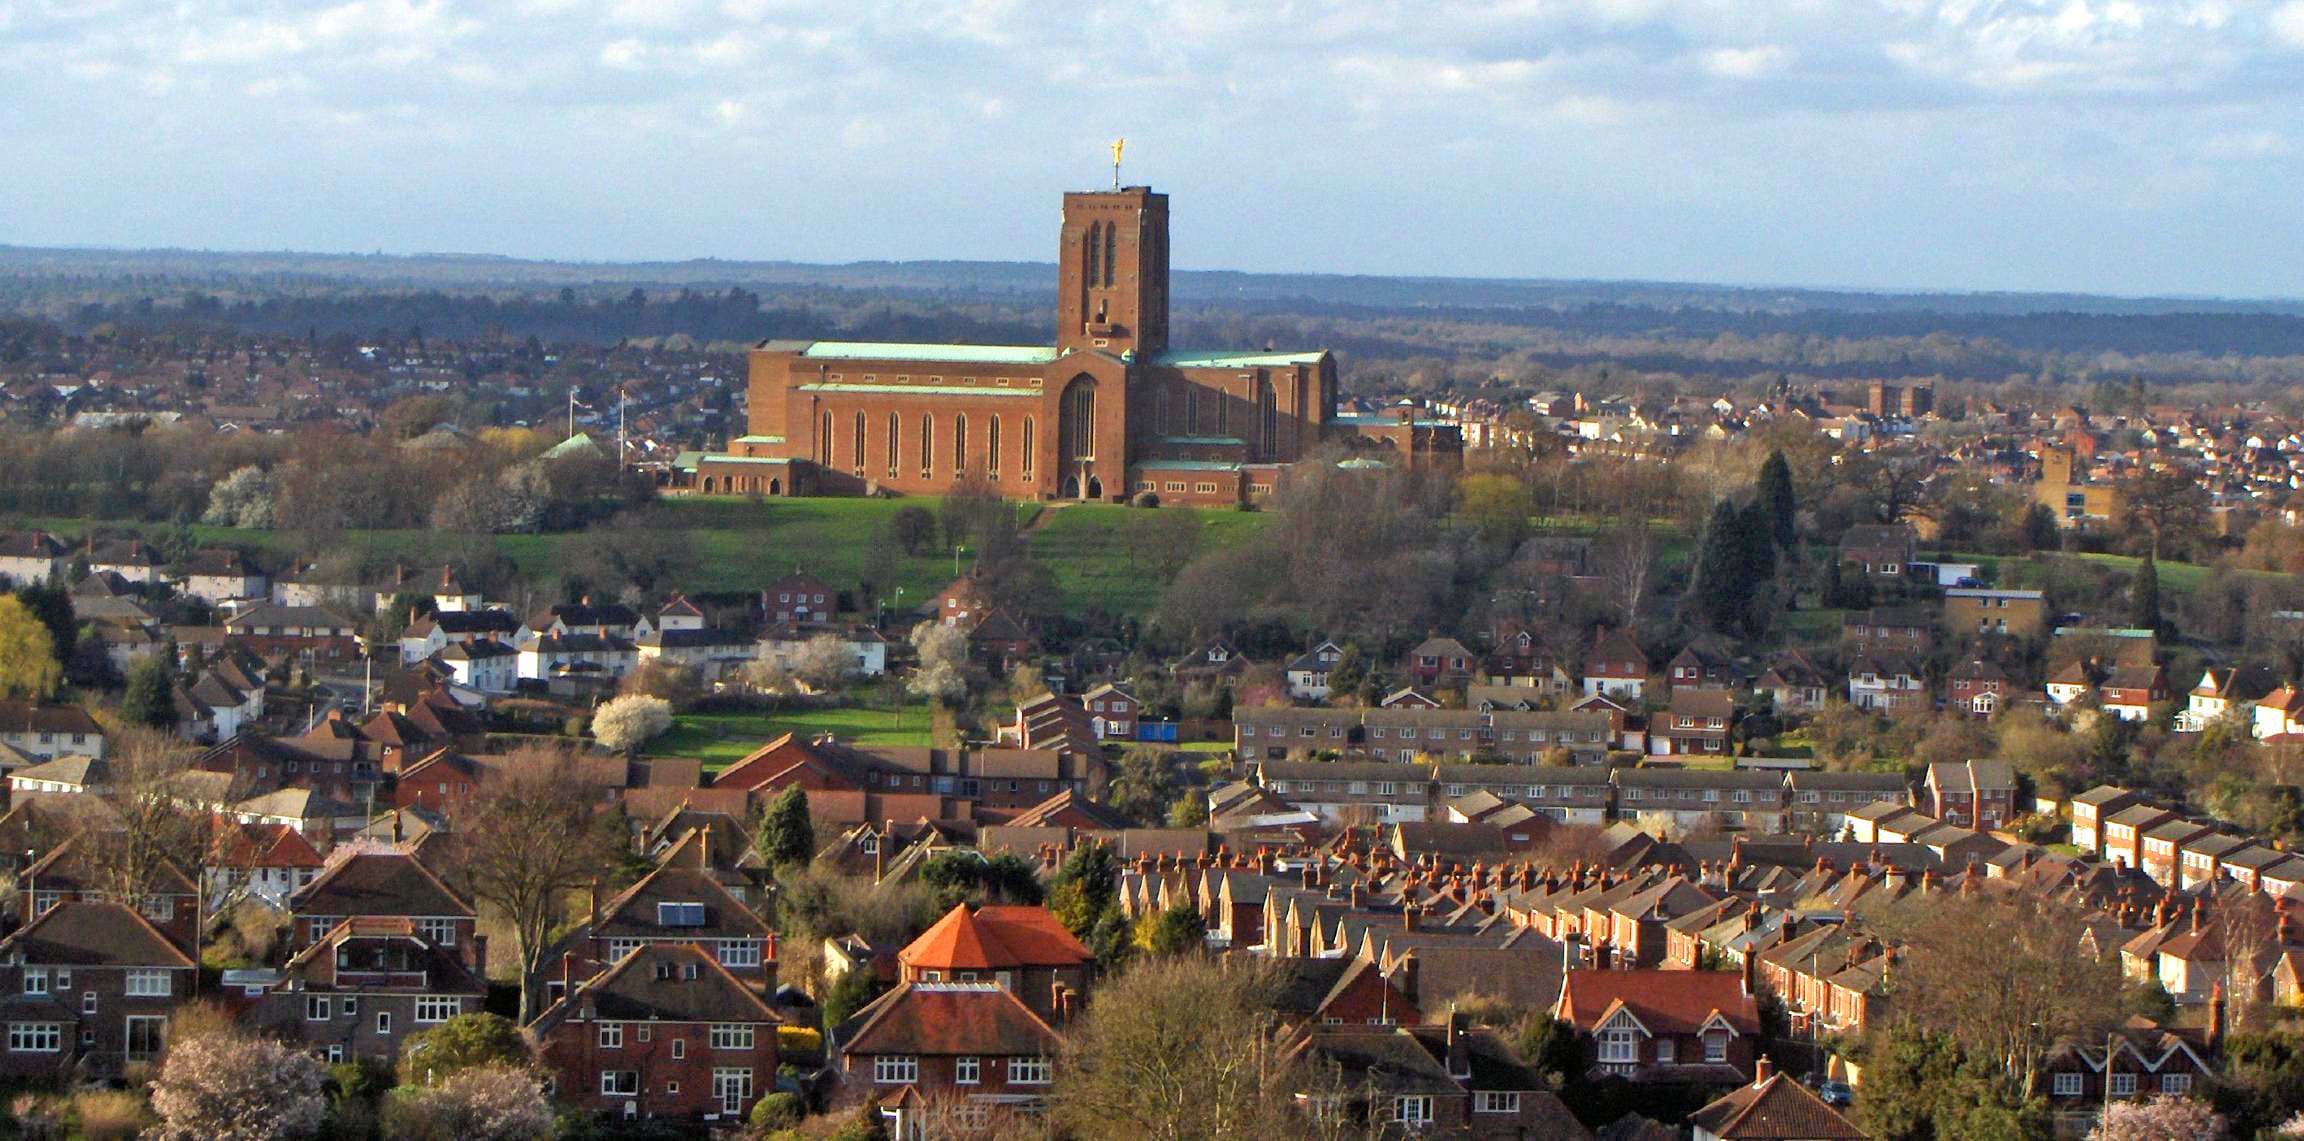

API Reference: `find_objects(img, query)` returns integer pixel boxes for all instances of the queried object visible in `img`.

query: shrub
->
[149,1030,329,1141]
[751,1092,805,1131]
[383,1064,552,1140]
[1132,492,1161,508]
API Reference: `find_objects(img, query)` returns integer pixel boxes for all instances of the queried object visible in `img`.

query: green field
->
[643,706,938,764]
[14,496,1270,618]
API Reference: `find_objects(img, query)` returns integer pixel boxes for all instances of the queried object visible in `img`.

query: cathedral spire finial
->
[1111,137,1125,190]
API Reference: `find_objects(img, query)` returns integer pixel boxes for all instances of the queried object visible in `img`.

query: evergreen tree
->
[1326,644,1366,700]
[1735,501,1780,637]
[122,653,179,730]
[754,786,814,868]
[1693,500,1746,634]
[2020,503,2060,552]
[2131,551,2162,633]
[1756,449,1798,551]
[13,583,74,667]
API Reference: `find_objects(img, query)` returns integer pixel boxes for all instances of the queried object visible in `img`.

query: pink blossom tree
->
[148,1032,327,1141]
[2089,1097,2226,1141]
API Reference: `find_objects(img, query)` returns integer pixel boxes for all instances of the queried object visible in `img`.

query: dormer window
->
[657,902,706,928]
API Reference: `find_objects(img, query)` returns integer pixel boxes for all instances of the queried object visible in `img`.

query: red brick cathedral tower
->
[1056,188,1167,357]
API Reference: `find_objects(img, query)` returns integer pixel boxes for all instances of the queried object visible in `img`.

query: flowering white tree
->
[908,623,969,704]
[795,632,857,692]
[590,694,672,753]
[200,466,277,529]
[384,1064,553,1141]
[149,1030,328,1141]
[2089,1097,2226,1141]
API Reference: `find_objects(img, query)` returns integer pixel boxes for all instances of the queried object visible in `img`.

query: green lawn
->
[13,496,1266,617]
[644,706,938,764]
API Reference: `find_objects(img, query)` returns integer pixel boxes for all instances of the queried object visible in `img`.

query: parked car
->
[1819,1080,1854,1108]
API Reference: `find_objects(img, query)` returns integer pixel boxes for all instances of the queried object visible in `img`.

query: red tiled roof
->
[898,904,1091,972]
[1686,1073,1865,1139]
[837,981,1060,1058]
[1556,969,1760,1036]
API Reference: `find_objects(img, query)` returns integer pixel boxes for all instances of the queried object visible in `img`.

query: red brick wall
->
[538,1018,779,1120]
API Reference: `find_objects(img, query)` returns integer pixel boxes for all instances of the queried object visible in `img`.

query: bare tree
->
[81,727,209,915]
[1055,957,1305,1141]
[1878,886,2122,1102]
[1595,523,1658,624]
[453,747,623,1021]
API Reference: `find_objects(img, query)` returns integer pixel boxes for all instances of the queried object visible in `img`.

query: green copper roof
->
[795,342,1061,365]
[732,434,786,445]
[1152,349,1326,368]
[695,453,795,466]
[1133,459,1242,472]
[1159,435,1246,447]
[796,384,1043,398]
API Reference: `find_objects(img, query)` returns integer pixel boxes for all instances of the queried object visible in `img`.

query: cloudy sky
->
[4,0,2304,297]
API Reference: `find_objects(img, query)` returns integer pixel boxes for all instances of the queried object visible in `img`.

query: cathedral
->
[687,185,1455,505]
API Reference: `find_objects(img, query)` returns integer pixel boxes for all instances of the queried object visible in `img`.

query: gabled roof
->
[1686,1072,1866,1139]
[898,904,1091,972]
[835,981,1061,1057]
[0,900,193,968]
[532,942,781,1033]
[1556,969,1760,1036]
[290,852,474,919]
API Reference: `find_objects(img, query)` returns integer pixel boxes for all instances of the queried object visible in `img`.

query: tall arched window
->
[1102,223,1117,287]
[1060,377,1097,463]
[1021,416,1035,480]
[920,413,933,477]
[819,411,832,464]
[1258,378,1278,459]
[1185,388,1199,436]
[1155,388,1170,435]
[1215,385,1228,435]
[987,416,1002,478]
[1084,223,1101,290]
[887,412,900,480]
[954,413,968,473]
[852,412,866,473]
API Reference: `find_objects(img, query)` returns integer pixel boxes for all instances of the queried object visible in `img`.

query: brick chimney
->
[2208,982,2227,1050]
[1753,1055,1775,1088]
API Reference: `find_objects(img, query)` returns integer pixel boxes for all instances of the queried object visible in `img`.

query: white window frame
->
[955,1055,980,1085]
[7,1023,60,1053]
[710,1024,755,1051]
[600,1070,639,1097]
[2108,1073,2137,1097]
[414,997,460,1023]
[1008,1056,1051,1085]
[305,996,331,1021]
[1394,1095,1434,1126]
[1473,1091,1521,1114]
[874,1055,919,1084]
[598,1022,623,1049]
[125,970,171,998]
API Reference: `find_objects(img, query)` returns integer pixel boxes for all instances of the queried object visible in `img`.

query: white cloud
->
[2202,130,2288,158]
[2274,0,2304,46]
[1701,45,1791,79]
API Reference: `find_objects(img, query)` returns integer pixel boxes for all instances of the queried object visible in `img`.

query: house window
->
[671,1039,685,1060]
[1473,1091,1521,1114]
[377,1011,393,1035]
[7,1023,59,1053]
[600,1071,639,1097]
[2108,1073,2137,1097]
[874,1056,919,1084]
[305,996,331,1021]
[81,992,95,1015]
[1600,1028,1638,1064]
[2161,1073,2193,1095]
[1656,1038,1676,1064]
[1395,1096,1434,1126]
[125,1015,165,1061]
[955,1056,980,1085]
[2052,1072,2084,1097]
[718,940,762,968]
[1704,1033,1728,1062]
[415,998,460,1023]
[125,970,171,997]
[710,1024,755,1051]
[416,919,457,946]
[656,902,706,927]
[598,1023,623,1049]
[1009,1056,1051,1085]
[20,969,46,996]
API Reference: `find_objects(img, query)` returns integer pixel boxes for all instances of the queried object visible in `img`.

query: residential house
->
[0,901,194,1080]
[1668,640,1740,693]
[896,904,1092,1025]
[530,943,783,1122]
[1406,635,1477,690]
[1922,760,2019,830]
[1842,608,1933,655]
[1078,684,1139,741]
[1553,969,1761,1083]
[1287,1018,1589,1139]
[180,549,268,605]
[1838,524,1916,582]
[1585,629,1649,700]
[764,574,836,626]
[1947,659,2011,718]
[1286,641,1345,701]
[223,605,360,664]
[2183,665,2280,733]
[2102,665,2170,723]
[1753,651,1828,715]
[247,916,490,1065]
[2100,804,2179,871]
[286,853,481,971]
[2070,786,2141,857]
[2140,819,2215,886]
[1944,588,2048,639]
[0,531,68,585]
[1786,772,1910,837]
[1846,655,1926,713]
[1615,769,1787,833]
[0,703,105,761]
[833,982,1063,1133]
[1687,1059,1866,1141]
[1652,689,1735,757]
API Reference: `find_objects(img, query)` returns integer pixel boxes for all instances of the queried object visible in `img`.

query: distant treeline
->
[8,250,2304,390]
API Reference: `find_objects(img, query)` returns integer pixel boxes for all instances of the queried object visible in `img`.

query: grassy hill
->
[14,496,1269,618]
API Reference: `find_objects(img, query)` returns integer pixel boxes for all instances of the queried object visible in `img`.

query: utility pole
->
[617,386,628,470]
